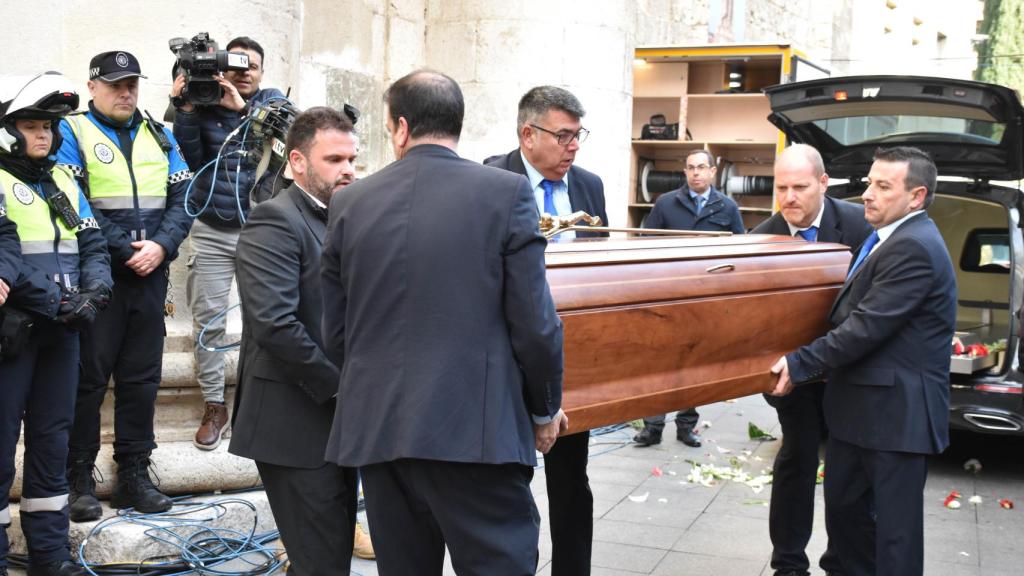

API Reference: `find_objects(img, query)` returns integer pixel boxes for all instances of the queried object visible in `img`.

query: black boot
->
[632,426,662,446]
[27,560,87,576]
[110,453,172,513]
[67,452,103,523]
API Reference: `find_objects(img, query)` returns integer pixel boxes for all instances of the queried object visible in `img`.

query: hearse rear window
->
[961,228,1011,274]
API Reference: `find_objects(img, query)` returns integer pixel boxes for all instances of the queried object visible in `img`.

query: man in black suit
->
[634,148,744,449]
[230,107,359,576]
[321,70,567,576]
[771,146,956,576]
[484,85,604,576]
[753,144,871,576]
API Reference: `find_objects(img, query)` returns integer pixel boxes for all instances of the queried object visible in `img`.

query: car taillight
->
[975,383,1023,394]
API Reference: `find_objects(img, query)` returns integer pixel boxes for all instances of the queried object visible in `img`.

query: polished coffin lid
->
[545,234,853,433]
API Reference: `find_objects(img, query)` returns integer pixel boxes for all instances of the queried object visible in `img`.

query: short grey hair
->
[517,86,586,130]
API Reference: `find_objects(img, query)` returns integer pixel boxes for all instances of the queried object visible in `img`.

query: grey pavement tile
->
[593,496,622,518]
[650,550,768,576]
[670,512,774,561]
[590,540,669,573]
[593,518,687,550]
[923,561,982,576]
[924,517,980,566]
[604,494,705,529]
[591,479,649,502]
[977,524,1024,570]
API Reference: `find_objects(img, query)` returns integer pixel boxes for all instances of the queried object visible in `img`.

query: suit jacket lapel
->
[567,168,585,213]
[288,185,327,246]
[828,212,926,319]
[818,198,842,244]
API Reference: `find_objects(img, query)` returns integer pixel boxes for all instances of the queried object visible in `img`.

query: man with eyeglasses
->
[633,149,744,449]
[485,85,608,576]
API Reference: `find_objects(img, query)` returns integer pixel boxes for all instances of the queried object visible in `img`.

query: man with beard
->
[230,107,359,575]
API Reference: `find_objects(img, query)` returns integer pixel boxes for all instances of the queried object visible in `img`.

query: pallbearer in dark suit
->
[752,144,871,576]
[770,146,957,576]
[321,71,567,576]
[484,85,604,576]
[230,107,359,576]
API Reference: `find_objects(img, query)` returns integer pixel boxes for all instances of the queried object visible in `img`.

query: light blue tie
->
[796,226,818,242]
[694,195,706,216]
[847,231,880,279]
[541,179,558,216]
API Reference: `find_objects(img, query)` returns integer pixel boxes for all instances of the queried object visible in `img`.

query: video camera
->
[168,32,250,106]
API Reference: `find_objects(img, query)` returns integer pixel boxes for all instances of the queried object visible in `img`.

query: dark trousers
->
[361,458,539,576]
[256,460,357,576]
[544,431,592,576]
[766,384,841,573]
[0,324,78,567]
[642,407,699,434]
[825,437,928,576]
[72,272,166,456]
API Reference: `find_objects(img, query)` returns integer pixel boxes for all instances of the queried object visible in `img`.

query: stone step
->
[6,491,276,566]
[161,349,239,389]
[10,440,260,500]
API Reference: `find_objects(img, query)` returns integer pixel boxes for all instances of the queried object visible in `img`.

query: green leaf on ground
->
[748,422,777,441]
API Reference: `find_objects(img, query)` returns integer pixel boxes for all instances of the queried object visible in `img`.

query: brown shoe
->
[194,402,229,450]
[353,521,375,560]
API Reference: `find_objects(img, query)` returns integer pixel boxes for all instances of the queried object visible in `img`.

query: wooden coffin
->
[545,234,852,433]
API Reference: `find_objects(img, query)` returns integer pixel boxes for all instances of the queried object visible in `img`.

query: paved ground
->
[351,393,1024,576]
[8,394,1022,575]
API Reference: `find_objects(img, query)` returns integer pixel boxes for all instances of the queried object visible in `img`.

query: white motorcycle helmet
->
[0,71,79,157]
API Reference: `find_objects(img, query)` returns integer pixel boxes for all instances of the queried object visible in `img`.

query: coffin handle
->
[706,263,735,274]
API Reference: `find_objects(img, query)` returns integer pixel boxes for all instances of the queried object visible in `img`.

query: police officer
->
[0,71,111,576]
[57,51,194,521]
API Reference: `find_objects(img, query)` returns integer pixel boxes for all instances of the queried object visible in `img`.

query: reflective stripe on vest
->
[0,168,83,289]
[20,494,69,513]
[68,115,168,207]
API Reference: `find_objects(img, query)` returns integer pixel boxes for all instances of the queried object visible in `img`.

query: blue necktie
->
[694,195,706,216]
[796,226,818,242]
[847,231,880,279]
[541,179,558,216]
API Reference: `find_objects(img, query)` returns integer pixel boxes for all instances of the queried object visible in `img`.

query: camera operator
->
[169,36,285,451]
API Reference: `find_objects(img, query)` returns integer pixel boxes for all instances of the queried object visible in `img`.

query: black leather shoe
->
[677,429,702,447]
[633,427,662,446]
[27,560,87,576]
[773,571,810,576]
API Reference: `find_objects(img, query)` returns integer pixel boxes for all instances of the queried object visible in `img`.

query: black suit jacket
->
[484,149,608,238]
[754,196,872,409]
[229,184,340,468]
[321,144,564,468]
[787,212,957,454]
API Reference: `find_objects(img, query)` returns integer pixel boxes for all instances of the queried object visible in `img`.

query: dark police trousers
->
[544,431,593,576]
[71,271,166,457]
[0,323,79,568]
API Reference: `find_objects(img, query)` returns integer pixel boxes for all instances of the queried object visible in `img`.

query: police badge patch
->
[94,143,115,164]
[115,52,130,68]
[12,183,34,205]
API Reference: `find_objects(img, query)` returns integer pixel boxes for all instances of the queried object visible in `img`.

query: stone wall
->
[2,0,985,227]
